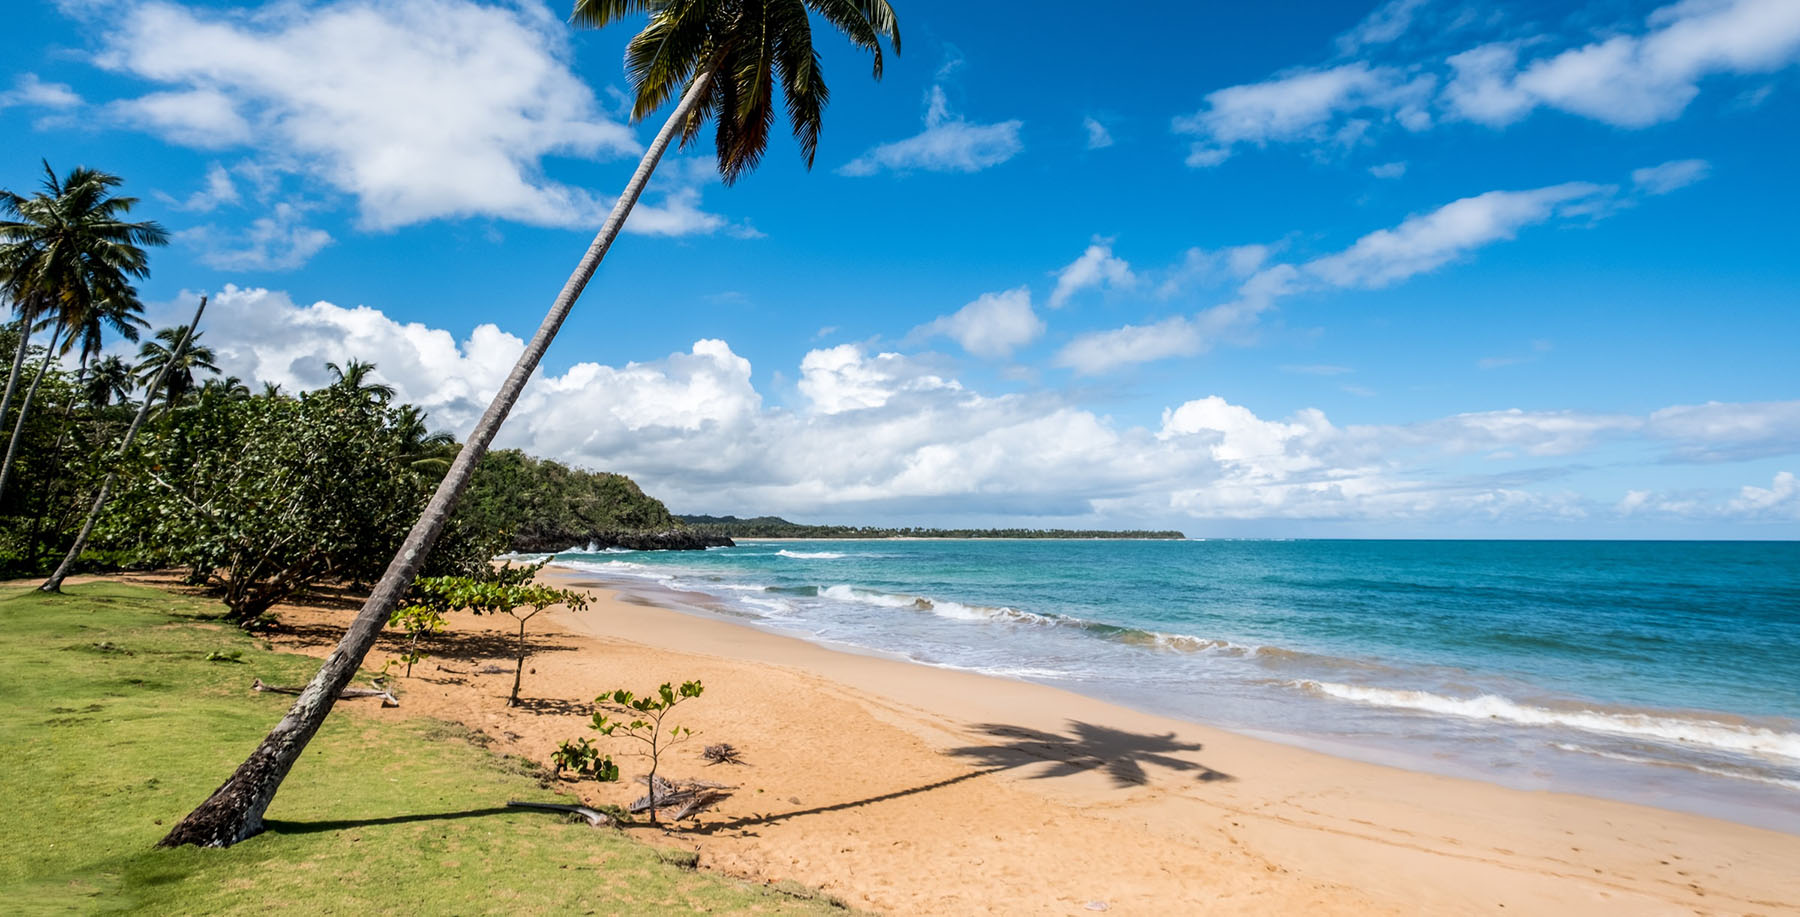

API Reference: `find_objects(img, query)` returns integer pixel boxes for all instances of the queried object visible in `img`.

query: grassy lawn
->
[0,582,843,915]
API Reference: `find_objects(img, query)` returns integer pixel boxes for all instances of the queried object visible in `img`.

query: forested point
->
[677,514,1187,540]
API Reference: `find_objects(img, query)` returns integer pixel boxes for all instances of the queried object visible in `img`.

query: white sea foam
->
[1299,681,1800,761]
[1549,743,1800,791]
[777,549,847,559]
[818,584,1051,625]
[555,559,674,583]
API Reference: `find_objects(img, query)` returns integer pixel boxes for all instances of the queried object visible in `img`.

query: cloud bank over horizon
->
[144,284,1800,534]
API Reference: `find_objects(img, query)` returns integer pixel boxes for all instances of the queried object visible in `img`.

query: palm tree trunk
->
[0,321,63,506]
[158,71,716,848]
[41,297,208,593]
[0,306,38,457]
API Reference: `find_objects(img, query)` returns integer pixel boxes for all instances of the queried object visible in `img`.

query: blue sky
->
[4,0,1798,536]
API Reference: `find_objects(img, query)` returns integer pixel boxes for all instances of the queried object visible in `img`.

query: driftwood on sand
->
[251,677,398,708]
[505,800,613,827]
[701,742,745,765]
[630,775,734,821]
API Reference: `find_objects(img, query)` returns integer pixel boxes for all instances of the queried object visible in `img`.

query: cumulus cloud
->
[80,0,731,236]
[914,287,1044,359]
[1446,0,1800,128]
[156,284,1800,528]
[1049,242,1136,309]
[168,163,242,212]
[839,85,1023,176]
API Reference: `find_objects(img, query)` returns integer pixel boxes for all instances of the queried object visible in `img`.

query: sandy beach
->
[229,568,1800,916]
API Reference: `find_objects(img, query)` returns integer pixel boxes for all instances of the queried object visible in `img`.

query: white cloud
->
[1647,399,1800,460]
[797,344,960,414]
[1305,183,1606,288]
[1728,471,1799,517]
[0,73,84,110]
[1368,160,1408,179]
[179,203,334,271]
[1336,0,1432,54]
[915,287,1044,359]
[83,0,730,235]
[1054,315,1204,376]
[157,284,1800,529]
[1082,116,1114,149]
[1171,63,1434,166]
[169,163,241,212]
[1048,241,1136,309]
[1440,0,1800,128]
[1054,170,1678,375]
[1184,0,1800,163]
[839,85,1024,176]
[1632,158,1712,194]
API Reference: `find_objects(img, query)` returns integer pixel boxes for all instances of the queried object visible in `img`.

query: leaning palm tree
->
[135,325,218,413]
[0,163,166,504]
[156,0,901,848]
[42,297,207,594]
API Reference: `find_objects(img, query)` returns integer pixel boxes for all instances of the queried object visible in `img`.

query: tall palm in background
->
[394,404,456,472]
[157,0,901,848]
[136,325,218,413]
[83,355,135,409]
[326,358,396,407]
[0,164,165,505]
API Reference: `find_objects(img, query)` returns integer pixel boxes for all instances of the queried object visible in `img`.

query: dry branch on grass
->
[629,775,734,822]
[505,800,613,827]
[251,677,398,708]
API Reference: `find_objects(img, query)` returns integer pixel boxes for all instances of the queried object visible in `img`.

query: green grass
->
[0,582,844,915]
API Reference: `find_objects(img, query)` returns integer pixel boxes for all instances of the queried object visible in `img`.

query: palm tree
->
[326,358,396,406]
[83,355,134,408]
[0,163,166,504]
[136,326,218,413]
[156,0,901,848]
[42,297,207,594]
[394,404,455,472]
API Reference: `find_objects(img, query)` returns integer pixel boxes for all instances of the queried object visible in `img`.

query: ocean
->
[538,539,1800,832]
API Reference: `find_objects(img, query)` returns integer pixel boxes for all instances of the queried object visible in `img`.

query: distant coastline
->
[676,514,1185,540]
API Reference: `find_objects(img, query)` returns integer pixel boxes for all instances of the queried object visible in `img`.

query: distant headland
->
[676,515,1186,540]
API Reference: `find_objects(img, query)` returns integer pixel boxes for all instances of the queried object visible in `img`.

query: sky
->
[3,0,1798,537]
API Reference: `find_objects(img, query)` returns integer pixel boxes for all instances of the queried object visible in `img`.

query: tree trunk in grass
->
[157,72,714,849]
[41,296,207,593]
[511,618,528,707]
[0,321,63,506]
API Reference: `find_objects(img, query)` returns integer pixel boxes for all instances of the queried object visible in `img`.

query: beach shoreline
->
[149,564,1798,915]
[523,567,1800,914]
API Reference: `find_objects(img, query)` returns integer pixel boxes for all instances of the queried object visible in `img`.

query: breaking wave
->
[1298,681,1800,761]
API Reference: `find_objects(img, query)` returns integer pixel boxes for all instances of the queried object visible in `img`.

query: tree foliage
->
[403,563,589,705]
[590,680,705,823]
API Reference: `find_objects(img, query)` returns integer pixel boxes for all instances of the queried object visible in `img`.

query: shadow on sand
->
[687,719,1231,836]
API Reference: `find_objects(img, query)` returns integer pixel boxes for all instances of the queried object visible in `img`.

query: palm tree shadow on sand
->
[947,721,1233,788]
[689,720,1231,837]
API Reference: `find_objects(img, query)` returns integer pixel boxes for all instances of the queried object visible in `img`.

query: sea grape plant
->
[404,562,588,705]
[591,680,704,822]
[385,604,446,677]
[551,737,619,782]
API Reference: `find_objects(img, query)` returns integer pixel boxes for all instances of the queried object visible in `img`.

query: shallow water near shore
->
[535,539,1800,833]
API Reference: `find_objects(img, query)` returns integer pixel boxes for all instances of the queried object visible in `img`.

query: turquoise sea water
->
[543,539,1800,832]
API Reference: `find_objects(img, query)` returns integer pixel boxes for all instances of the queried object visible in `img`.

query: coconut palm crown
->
[573,0,901,184]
